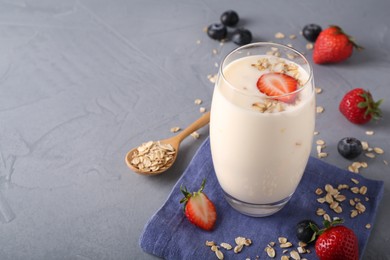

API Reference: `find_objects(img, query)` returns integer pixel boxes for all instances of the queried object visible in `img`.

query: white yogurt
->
[210,55,315,205]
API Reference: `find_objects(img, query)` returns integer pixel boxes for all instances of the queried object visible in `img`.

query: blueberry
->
[220,10,239,27]
[302,24,322,42]
[338,137,363,159]
[232,28,252,45]
[296,219,317,243]
[207,23,227,40]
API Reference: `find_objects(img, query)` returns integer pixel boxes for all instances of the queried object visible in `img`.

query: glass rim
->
[219,42,314,99]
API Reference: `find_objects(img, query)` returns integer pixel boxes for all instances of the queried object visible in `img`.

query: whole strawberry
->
[180,179,217,231]
[310,219,359,260]
[313,26,363,64]
[339,88,382,124]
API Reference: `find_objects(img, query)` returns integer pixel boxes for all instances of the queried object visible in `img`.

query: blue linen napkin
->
[139,137,384,259]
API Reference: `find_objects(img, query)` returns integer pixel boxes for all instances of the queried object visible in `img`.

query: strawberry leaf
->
[357,102,368,108]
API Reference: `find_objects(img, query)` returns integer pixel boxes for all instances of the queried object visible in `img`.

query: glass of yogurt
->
[210,42,315,217]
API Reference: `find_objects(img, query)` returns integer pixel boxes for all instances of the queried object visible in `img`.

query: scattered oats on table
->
[306,43,314,50]
[275,32,285,39]
[316,106,324,113]
[199,107,206,113]
[194,98,202,105]
[374,147,384,154]
[208,74,217,84]
[315,87,323,94]
[191,131,200,139]
[170,127,181,133]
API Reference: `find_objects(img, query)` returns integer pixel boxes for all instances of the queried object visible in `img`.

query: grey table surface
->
[1,0,389,259]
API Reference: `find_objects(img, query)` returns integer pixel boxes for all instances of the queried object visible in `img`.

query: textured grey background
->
[0,0,389,259]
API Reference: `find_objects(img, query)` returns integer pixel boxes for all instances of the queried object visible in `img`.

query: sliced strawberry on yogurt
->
[256,72,298,103]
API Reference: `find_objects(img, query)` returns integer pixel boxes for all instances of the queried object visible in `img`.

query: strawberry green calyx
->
[308,218,344,243]
[329,25,364,51]
[358,91,383,121]
[180,179,206,205]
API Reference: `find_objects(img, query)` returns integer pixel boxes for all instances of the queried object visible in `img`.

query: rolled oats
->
[194,99,202,105]
[190,131,200,139]
[316,106,324,113]
[207,74,217,83]
[211,245,219,252]
[235,236,246,245]
[290,250,301,260]
[365,152,375,158]
[334,206,343,214]
[316,208,326,216]
[206,240,216,247]
[359,186,368,195]
[278,237,288,244]
[170,127,181,133]
[334,194,346,202]
[130,141,176,173]
[275,32,285,39]
[306,43,314,50]
[350,187,360,194]
[234,244,243,253]
[220,242,232,250]
[356,202,366,213]
[323,214,331,221]
[315,188,324,195]
[317,197,326,203]
[318,152,328,158]
[330,201,339,210]
[280,242,293,248]
[350,209,359,218]
[215,249,224,259]
[266,246,276,258]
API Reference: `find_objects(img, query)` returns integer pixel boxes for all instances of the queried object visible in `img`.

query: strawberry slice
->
[256,72,298,103]
[180,179,217,231]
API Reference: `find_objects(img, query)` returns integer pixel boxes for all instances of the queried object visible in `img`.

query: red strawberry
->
[339,88,382,124]
[180,179,217,231]
[256,72,298,103]
[310,219,359,260]
[313,26,363,64]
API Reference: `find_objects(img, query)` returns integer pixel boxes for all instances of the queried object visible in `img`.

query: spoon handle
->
[175,112,210,143]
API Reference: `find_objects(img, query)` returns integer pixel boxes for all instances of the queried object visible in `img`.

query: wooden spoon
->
[125,111,210,175]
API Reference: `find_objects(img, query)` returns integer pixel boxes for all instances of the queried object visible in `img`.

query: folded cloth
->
[140,137,384,260]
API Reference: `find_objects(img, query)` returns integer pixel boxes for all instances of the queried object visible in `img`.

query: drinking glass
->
[210,42,315,217]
